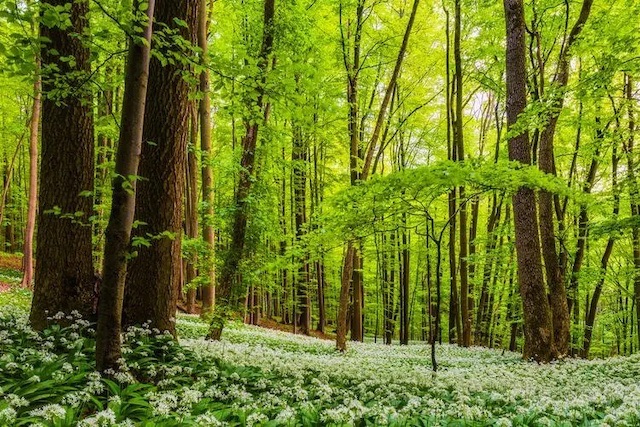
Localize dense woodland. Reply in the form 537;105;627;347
0;0;639;377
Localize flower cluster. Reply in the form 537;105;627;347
1;303;640;426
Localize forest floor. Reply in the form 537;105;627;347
1;292;639;426
1;253;639;425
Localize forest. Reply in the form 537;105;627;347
0;0;639;424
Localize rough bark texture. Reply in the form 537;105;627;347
30;0;96;330
95;0;155;372
503;0;556;362
123;0;198;334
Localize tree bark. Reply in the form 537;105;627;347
21;63;41;289
199;0;216;314
95;0;155;371
503;0;556;362
337;242;356;351
217;0;275;306
453;0;471;347
537;0;593;357
293;123;311;335
31;0;96;329
123;0;198;334
184;114;199;314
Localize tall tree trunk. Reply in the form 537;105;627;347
337;242;356;351
336;0;420;350
443;3;460;344
21;60;41;289
623;75;640;349
184;114;199;314
581;140;618;357
503;0;556;362
400;217;410;345
30;0;96;329
199;0;216;314
312;136;326;333
292;123;310;335
95;0;155;371
538;0;593;357
217;0;275;306
452;0;471;348
123;0;198;334
351;248;363;340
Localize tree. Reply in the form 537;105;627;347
30;0;96;329
199;0;216;314
123;0;199;334
537;0;593;357
336;0;420;351
21;58;40;289
217;0;276;307
503;0;555;362
95;0;155;372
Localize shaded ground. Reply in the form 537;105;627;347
0;252;23;291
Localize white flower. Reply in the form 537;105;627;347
29;404;66;421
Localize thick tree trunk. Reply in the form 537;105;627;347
30;0;96;329
123;0;198;334
503;0;556;362
95;0;155;371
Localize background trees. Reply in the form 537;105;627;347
0;0;638;361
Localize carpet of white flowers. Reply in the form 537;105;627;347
1;299;640;426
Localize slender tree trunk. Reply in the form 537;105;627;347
337;243;356;351
538;0;593;357
336;0;420;350
452;0;471;348
95;0;155;371
623;75;640;349
184;114;199;314
292;123;310;335
199;0;216;314
217;0;275;306
503;0;556;362
351;248;363;340
30;0;96;329
580;119;619;358
123;0;198;334
21;63;41;288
